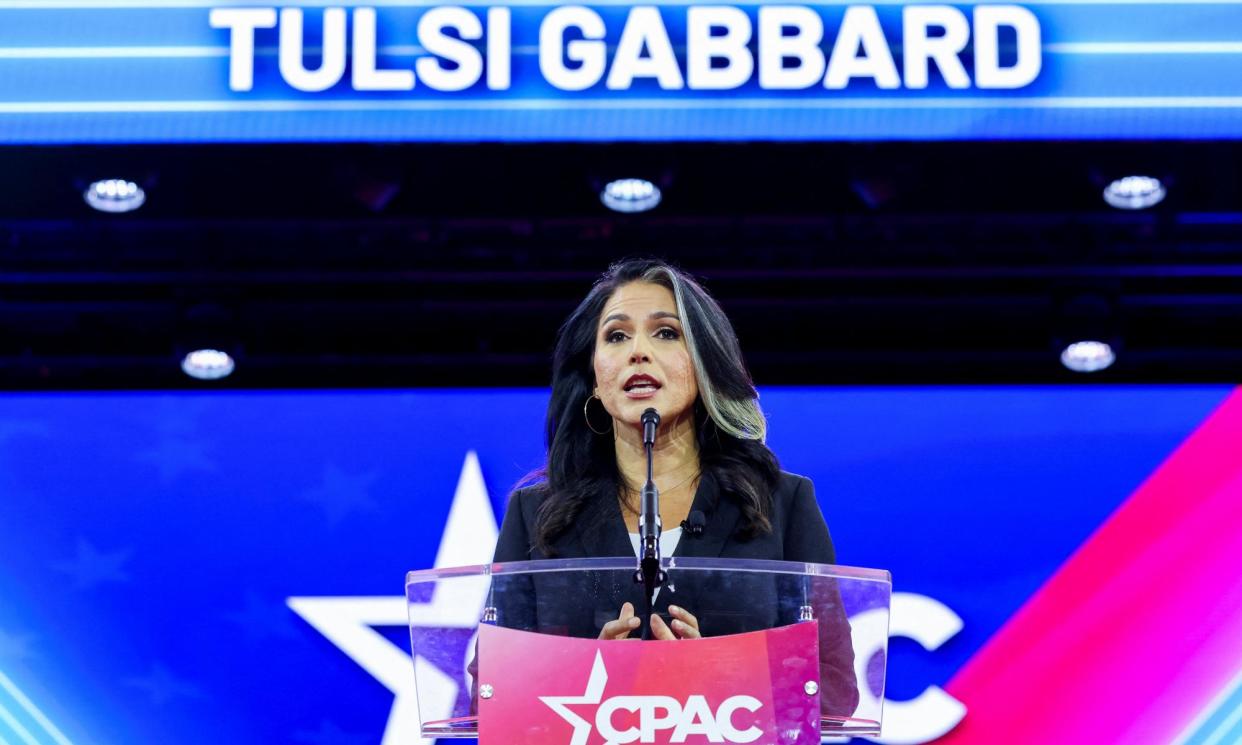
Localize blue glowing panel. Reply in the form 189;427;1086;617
0;386;1233;744
1;2;1241;142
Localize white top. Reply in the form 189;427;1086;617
628;526;683;560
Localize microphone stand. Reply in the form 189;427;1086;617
635;407;666;639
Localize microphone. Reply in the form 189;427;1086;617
681;510;706;536
635;407;665;638
641;407;660;447
638;408;661;554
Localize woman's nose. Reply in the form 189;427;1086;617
629;336;653;363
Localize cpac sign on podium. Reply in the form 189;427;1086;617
405;557;892;744
478;623;823;745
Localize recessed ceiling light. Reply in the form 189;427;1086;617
601;178;661;213
1103;175;1165;210
1060;340;1116;373
84;179;146;213
181;349;235;380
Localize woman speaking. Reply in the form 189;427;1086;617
491;258;858;715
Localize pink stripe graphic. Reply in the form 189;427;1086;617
937;387;1242;745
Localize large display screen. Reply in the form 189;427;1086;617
1;386;1240;745
2;1;1241;142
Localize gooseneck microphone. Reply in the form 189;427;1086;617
636;407;667;639
642;407;660;448
638;407;661;559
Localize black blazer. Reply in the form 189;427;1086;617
489;470;860;717
494;470;836;566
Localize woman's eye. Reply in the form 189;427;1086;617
605;330;627;343
656;327;681;340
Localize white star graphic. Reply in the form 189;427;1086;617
288;451;498;745
539;651;610;745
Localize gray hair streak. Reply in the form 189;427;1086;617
641;265;768;442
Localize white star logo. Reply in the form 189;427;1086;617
287;451;499;745
539;651;610;745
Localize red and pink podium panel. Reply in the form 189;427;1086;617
406;557;891;744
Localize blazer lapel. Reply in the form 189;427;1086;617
672;470;740;560
653;470;740;625
566;489;636;560
549;491;642;633
601;493;637;558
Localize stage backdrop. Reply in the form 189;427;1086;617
1;386;1241;745
2;1;1242;142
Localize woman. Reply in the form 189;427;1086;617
491;258;858;715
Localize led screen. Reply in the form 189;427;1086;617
2;386;1240;745
2;2;1241;142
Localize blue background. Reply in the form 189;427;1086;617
0;385;1230;744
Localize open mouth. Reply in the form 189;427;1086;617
623;374;661;394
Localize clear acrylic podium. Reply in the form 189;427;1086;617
406;557;891;741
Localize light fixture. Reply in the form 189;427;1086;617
84;179;146;213
600;178;661;213
181;349;235;380
1103;175;1165;210
1060;340;1116;373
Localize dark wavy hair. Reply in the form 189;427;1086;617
529;258;780;555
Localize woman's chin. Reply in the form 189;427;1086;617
618;395;662;419
614;399;693;430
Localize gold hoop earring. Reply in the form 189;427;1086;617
583;395;612;435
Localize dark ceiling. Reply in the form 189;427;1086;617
1;140;1240;389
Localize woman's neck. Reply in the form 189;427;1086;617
612;410;701;494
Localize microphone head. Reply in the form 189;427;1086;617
641;408;660;446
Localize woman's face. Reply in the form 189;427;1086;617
593;281;699;429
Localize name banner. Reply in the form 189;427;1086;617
1;2;1241;142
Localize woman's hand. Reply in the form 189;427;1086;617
599;601;641;640
651;605;701;640
599;602;701;640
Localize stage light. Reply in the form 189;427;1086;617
1103;176;1165;210
84;179;146;213
601;178;661;213
1060;341;1115;373
181;349;235;380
